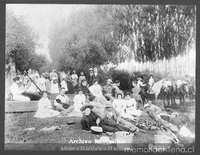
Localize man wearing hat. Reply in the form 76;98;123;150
140;101;178;133
80;104;101;131
54;87;74;115
102;101;139;133
87;68;94;86
93;67;102;85
80;104;132;132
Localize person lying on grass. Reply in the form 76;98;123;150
102;101;140;133
138;101;179;133
80;104;132;133
34;91;60;118
54;87;74;115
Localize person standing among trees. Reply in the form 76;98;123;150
78;71;86;86
93;67;102;85
50;69;59;94
44;73;51;94
87;68;94;87
38;73;46;91
71;70;78;87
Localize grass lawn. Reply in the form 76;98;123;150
5;100;195;151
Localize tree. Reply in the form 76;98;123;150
6;10;43;72
48;5;196;71
48;5;120;70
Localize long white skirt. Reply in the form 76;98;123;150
51;81;59;94
34;108;60;118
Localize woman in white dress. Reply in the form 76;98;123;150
10;77;30;101
38;73;46;91
73;89;86;112
34;91;60;118
112;93;136;120
50;70;59;94
124;92;142;117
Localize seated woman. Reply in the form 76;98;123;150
112;93;136;121
80;104;130;133
10;77;30;101
89;79;109;105
73;88;86;112
34;91;60;118
124;92;143;117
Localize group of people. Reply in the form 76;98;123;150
32;75;178;134
9;67;191;135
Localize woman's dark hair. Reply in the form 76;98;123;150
93;79;98;84
42;91;48;95
114;80;120;84
117;93;123;98
81;79;87;83
125;92;131;96
60;87;66;91
13;76;20;82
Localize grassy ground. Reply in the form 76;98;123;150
5;100;195;151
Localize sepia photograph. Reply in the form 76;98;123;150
5;4;196;152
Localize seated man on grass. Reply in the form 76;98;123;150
54;87;74;115
80;104;131;133
139;101;179;133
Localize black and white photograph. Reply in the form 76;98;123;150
5;3;196;152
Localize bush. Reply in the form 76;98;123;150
105;68;165;91
110;69;132;90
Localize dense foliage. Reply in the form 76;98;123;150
48;5;196;71
6;11;47;72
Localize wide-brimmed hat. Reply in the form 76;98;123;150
143;103;150;109
80;104;94;111
104;101;113;108
106;79;113;83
